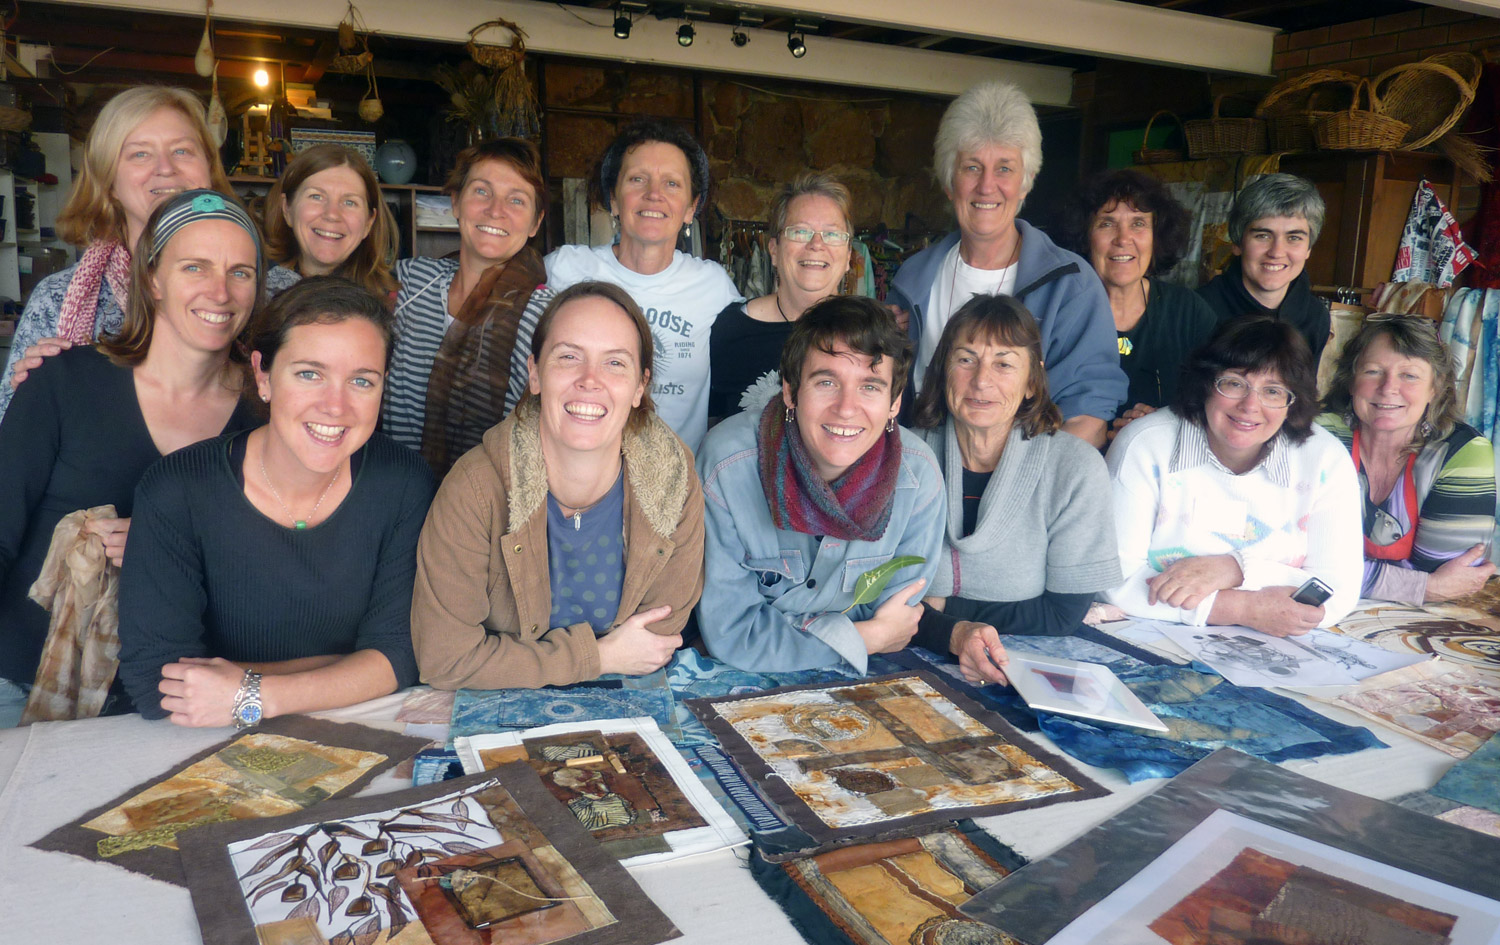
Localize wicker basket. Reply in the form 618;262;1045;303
1375;55;1479;151
1185;95;1267;159
468;18;527;71
1257;69;1360;152
0;106;31;132
1134;110;1185;164
1315;79;1409;151
326;51;373;75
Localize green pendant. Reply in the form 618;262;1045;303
294;520;308;530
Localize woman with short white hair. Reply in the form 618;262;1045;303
890;80;1124;447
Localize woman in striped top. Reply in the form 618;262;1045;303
1320;315;1496;604
384;138;554;476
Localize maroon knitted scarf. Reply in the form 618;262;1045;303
756;396;901;541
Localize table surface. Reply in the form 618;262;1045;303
0;662;1460;945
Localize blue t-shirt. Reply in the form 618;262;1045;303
546;472;626;636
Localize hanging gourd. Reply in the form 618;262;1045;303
327;2;374;76
194;0;215;78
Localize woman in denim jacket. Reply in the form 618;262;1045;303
695;296;944;674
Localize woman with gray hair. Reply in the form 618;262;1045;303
890;80;1124;447
708;172;853;421
1319;315;1495;603
1198;172;1331;360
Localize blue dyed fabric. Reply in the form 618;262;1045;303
685;743;787;834
1433;732;1500;814
1038;665;1387;782
448;668;678;742
411;748;464;786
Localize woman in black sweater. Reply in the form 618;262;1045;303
0;190;263;726
117;277;435;727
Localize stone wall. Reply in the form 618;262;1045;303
539;57;951;233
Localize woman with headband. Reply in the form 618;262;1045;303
0;189;263;726
118;277;434;727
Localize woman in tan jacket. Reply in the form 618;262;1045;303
410;281;705;688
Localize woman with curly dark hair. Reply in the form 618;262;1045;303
1103;316;1362;636
1065;169;1218;436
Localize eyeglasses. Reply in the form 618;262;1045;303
1214;375;1295;408
780;225;852;246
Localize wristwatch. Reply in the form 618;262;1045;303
231;670;263;729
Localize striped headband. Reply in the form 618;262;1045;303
145;189;263;267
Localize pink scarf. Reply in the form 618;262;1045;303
56;241;131;343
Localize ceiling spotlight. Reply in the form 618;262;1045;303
614;13;631;39
614;1;647;40
253;67;270;88
731;29;748;47
787;31;806;58
677;22;695;47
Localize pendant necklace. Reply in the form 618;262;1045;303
261;453;342;530
554;461;622;530
774;292;793;322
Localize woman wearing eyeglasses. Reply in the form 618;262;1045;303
1103;316;1362;635
708;173;852;423
1320;316;1495;604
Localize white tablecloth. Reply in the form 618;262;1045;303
0;686;1458;944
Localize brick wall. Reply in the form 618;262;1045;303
1272;7;1500;79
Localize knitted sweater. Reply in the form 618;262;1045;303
1102;408;1363;626
116;431;435;718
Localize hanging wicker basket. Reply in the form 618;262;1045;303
468;18;527;71
1257;68;1360;152
327;50;374;75
1374;55;1479;151
1314;78;1409;151
1184;94;1267;159
1134;110;1185;164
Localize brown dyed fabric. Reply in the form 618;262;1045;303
420;246;547;477
22;504;120;724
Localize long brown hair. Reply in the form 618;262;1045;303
1323;314;1463;449
264;145;398;301
910;294;1061;437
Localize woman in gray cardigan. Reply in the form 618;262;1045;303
911;294;1123;685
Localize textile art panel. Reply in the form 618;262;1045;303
751;825;1025;945
665;648;859;746
1321;660;1500;758
686;742;787;834
1149;847;1458;945
398;689;458;724
449;673;679;743
453;718;746;866
1433;732;1500;814
179;765;680;945
688;672;1106;847
32;715;425;885
1334;590;1500;674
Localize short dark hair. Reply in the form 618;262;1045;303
911;294;1062;437
594;118;710;216
1324;314;1463;447
252;275;394;372
780;296;911;404
1175;315;1319;444
525;281;657;433
1062;169;1193;274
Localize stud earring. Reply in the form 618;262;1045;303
260;393;270;403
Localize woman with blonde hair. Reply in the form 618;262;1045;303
1;86;232;420
262;144;398;303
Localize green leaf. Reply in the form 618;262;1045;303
843;556;925;613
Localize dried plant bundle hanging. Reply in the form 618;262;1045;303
432;17;539;140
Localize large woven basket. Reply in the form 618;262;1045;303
1315;79;1409;151
1375;54;1479;151
468;18;527;71
1185;94;1267;159
1134;110;1185;164
1257;69;1360;152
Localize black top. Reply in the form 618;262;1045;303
707;300;795;420
1197;256;1331;361
116;430;436;719
1117;279;1220;417
0;346;257;686
960;468;990;538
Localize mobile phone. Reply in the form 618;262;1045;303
1291;577;1333;607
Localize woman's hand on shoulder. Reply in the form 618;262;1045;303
596;605;680;676
1147;554;1243;608
1108;403;1157;443
1425;545;1497;603
85;516;130;568
157;656;244;727
1237;587;1322;637
9;336;70;389
950;621;1008;686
